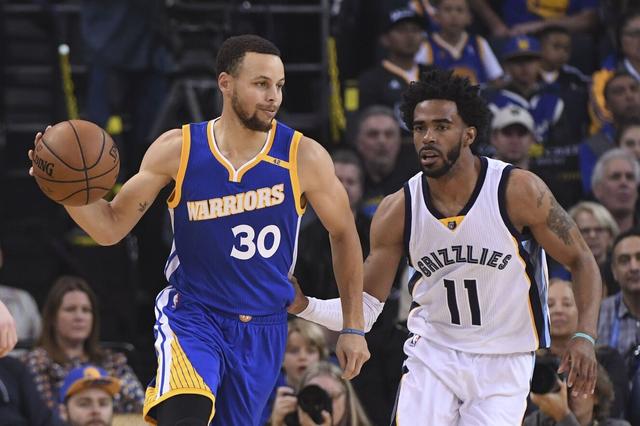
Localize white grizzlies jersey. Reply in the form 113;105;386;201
404;157;550;354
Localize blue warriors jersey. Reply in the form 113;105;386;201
421;34;488;85
165;119;304;316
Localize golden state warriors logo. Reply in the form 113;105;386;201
186;183;285;221
83;367;102;379
517;38;530;52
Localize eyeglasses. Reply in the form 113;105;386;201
578;226;609;236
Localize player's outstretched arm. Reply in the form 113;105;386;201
506;169;600;397
29;129;182;246
297;136;369;379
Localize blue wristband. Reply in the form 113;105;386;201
340;328;365;337
571;332;596;345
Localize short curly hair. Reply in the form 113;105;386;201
215;34;281;77
400;69;491;137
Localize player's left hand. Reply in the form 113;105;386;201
558;337;597;397
297;408;331;426
335;333;370;380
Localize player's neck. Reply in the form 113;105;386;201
215;114;270;159
425;154;480;213
623;291;640;318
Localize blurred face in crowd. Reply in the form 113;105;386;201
540;32;571;71
612;236;640;296
605;75;640;122
382;20;424;59
490;124;535;166
63;388;113;426
283;332;322;387
504;57;540;90
222;52;284;132
356;114;401;180
56;291;93;347
435;0;471;38
621;16;640;63
412;100;474;178
593;158;638;217
548;280;579;340
306;374;347;425
334;162;364;211
574;210;613;264
619;125;640;161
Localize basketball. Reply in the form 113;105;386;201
32;120;120;206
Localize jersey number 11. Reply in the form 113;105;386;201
443;279;481;326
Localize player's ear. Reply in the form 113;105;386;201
218;72;233;94
464;126;477;147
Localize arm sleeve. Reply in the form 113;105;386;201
296;292;384;332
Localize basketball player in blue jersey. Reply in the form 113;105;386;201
28;35;369;425
290;69;601;425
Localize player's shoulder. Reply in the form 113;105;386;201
505;168;543;199
374;189;405;223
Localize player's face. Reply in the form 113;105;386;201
619;126;640;162
490;124;535;165
283;332;321;387
56;290;93;346
228;52;284;132
548;281;578;339
612;236;640;294
384;21;424;57
334;163;363;211
574;211;612;264
356;115;401;178
504;57;540;89
621;16;640;62
306;375;346;426
412;99;473;178
64;388;113;426
605;76;640;120
593;158;638;215
436;0;471;35
540;33;571;70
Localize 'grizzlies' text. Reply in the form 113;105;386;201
416;245;512;277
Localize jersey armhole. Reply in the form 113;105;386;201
403;183;412;264
497;165;524;241
167;124;191;208
288;131;306;216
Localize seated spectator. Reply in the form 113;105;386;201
598;229;640;367
525;363;630;426
357;8;429;128
0;355;63;426
0;242;41;353
616;117;640;162
568;202;619;295
295;361;371;426
22;275;144;413
267;319;329;426
591;149;640;233
490;105;536;169
415;0;502;86
580;72;640;194
547;279;579;358
59;365;120;426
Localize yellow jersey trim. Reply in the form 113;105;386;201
438;215;465;231
236;120;277;181
509;235;539;349
289;131;306;216
143;387;216;425
167;125;191;208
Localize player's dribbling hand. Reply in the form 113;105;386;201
558;337;597;398
335;333;370;380
297;408;331;426
27;126;51;176
0;301;18;357
287;275;309;315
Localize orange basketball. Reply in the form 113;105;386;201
32;120;120;206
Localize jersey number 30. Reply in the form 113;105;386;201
230;224;281;260
444;279;481;326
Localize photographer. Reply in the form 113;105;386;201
525;364;629;426
288;362;371;426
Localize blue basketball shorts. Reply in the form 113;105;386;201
143;286;287;425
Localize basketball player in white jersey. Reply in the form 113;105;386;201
290;68;601;425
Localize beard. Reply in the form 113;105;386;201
231;91;273;132
421;139;463;178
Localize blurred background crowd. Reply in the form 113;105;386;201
2;0;640;424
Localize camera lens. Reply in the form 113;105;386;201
297;384;333;423
531;360;560;394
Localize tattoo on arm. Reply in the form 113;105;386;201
536;183;545;208
546;196;574;246
138;201;148;213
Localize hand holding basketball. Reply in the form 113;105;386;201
28;120;120;206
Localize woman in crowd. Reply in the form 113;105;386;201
22;275;144;413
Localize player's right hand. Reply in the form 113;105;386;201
0;301;18;357
335;333;369;380
287;275;309;315
28;126;50;176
